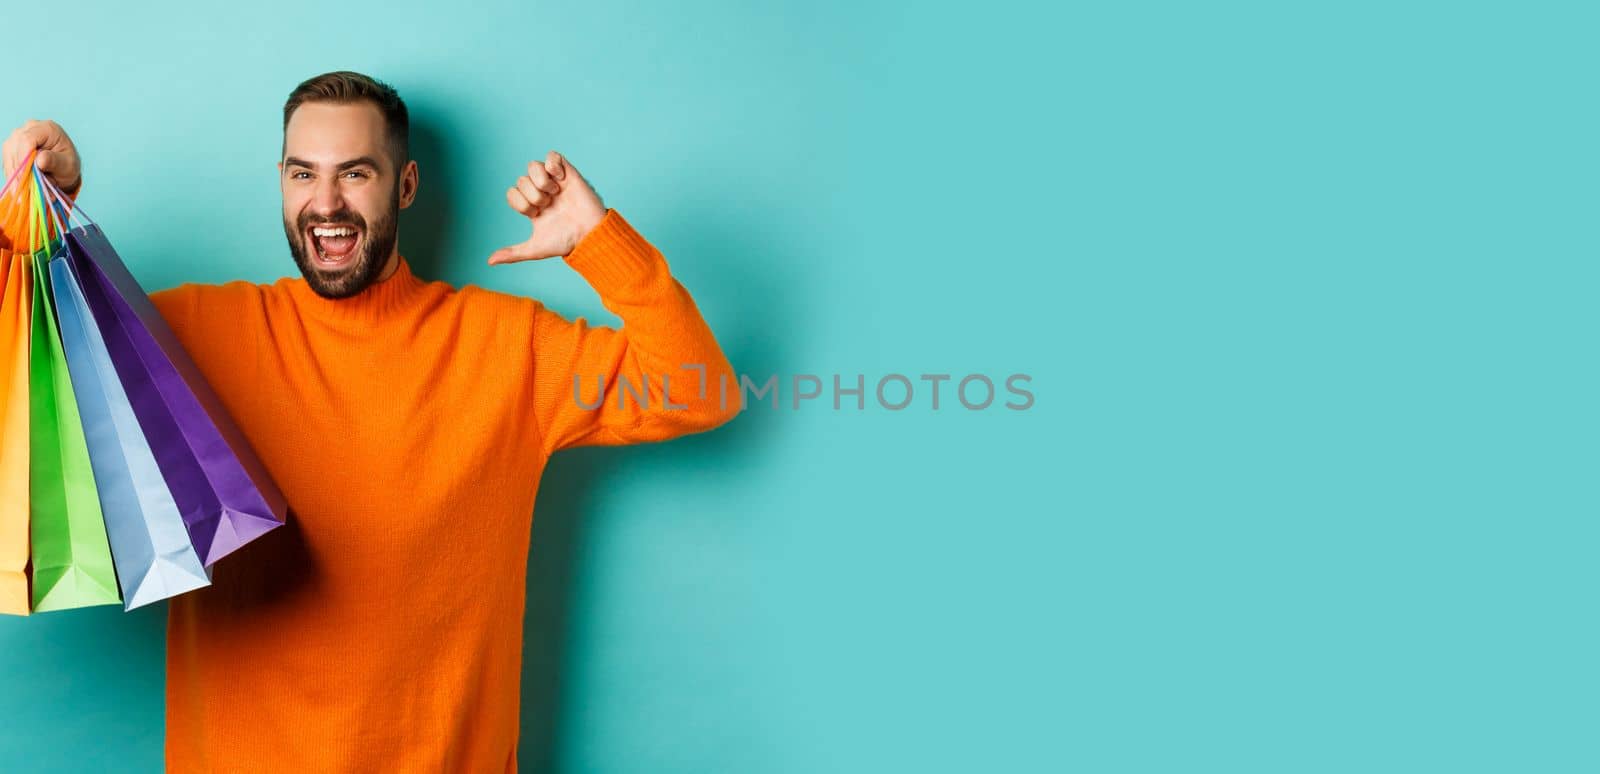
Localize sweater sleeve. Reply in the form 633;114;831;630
149;284;200;336
529;208;740;456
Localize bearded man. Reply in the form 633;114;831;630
2;70;739;772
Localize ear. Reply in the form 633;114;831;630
398;159;419;209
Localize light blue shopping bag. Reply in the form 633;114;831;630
49;251;211;609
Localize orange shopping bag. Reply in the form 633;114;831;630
0;154;41;614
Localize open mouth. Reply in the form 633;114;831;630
308;224;362;269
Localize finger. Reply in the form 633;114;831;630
506;186;539;218
3;130;31;179
40;120;65;147
515;176;550;210
488;240;542;265
491;229;562;264
4;142;31;180
525;161;559;195
6;124;50;178
33;149;69;189
18;123;51;155
545;150;568;181
34;150;54;189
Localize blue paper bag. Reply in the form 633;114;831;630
49;250;211;609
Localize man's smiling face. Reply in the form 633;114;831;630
280;101;417;299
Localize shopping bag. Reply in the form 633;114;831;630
0;155;43;615
51;247;212;609
38;174;286;566
0;250;29;615
28;215;120;611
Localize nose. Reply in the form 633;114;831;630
310;175;345;218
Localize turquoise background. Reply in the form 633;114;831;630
0;0;1592;771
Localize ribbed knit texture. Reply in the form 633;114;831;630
149;208;738;772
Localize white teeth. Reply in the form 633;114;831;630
311;226;356;237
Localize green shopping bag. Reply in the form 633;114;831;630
28;244;119;612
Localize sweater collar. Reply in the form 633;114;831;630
285;254;428;322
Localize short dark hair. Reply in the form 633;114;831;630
282;70;409;167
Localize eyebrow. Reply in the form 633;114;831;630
283;156;382;171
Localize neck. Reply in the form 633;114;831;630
376;249;400;282
287;251;426;323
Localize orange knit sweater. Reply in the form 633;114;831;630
148;208;739;772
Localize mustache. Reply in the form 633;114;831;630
298;211;367;230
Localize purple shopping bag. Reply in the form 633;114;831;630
63;223;286;566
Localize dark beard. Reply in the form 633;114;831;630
284;187;400;300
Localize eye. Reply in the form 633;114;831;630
289;170;312;180
343;170;370;180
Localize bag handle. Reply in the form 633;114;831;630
36;167;74;234
0;154;58;253
0;151;89;253
28;166;66;254
25;169;48;253
34;165;91;232
0;148;38;201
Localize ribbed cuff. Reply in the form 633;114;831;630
562;209;665;293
